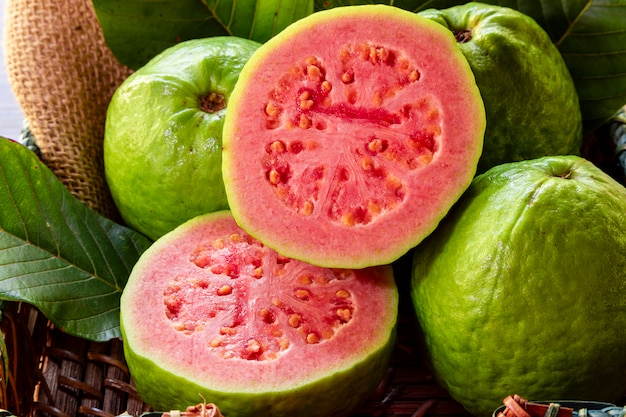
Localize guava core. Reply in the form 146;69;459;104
221;5;486;269
104;37;260;240
420;2;583;173
120;211;398;416
411;155;626;417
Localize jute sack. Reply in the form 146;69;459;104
4;0;132;220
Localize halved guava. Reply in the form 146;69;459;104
221;5;486;269
120;210;398;416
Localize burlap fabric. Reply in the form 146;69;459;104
3;0;132;220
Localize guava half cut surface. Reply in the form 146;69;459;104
120;210;398;417
222;5;486;269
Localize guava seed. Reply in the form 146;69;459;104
306;332;320;344
337;308;352;322
217;285;232;296
336;289;350;299
259;308;274;323
288;314;302;328
295;289;311;300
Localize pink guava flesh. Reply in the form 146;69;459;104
162;234;360;361
121;211;398;412
222;5;486;269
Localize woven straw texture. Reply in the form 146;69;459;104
3;0;132;220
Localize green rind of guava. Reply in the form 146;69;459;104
104;37;260;241
411;155;626;417
121;322;396;417
419;3;583;174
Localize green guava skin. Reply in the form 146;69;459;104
419;3;583;173
410;155;626;417
120;210;399;416
122;326;395;416
104;37;260;240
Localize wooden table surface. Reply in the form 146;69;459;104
0;0;26;141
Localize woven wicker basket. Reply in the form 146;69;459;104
1;302;146;417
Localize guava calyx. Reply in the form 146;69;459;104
199;92;226;113
454;30;472;43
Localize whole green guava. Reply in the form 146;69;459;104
420;3;583;173
411;155;626;417
104;37;260;240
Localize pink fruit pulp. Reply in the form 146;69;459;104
121;211;398;392
222;5;486;269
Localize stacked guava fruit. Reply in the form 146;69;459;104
103;3;626;417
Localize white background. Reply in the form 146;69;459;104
0;0;26;141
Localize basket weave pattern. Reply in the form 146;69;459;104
1;303;147;417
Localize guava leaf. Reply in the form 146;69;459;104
549;0;626;133
315;0;626;133
92;0;228;70
0;138;152;342
92;0;314;70
202;0;314;43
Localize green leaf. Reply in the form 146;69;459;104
93;0;226;70
92;0;314;70
315;0;626;133
0;138;152;342
202;0;314;41
553;0;626;132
